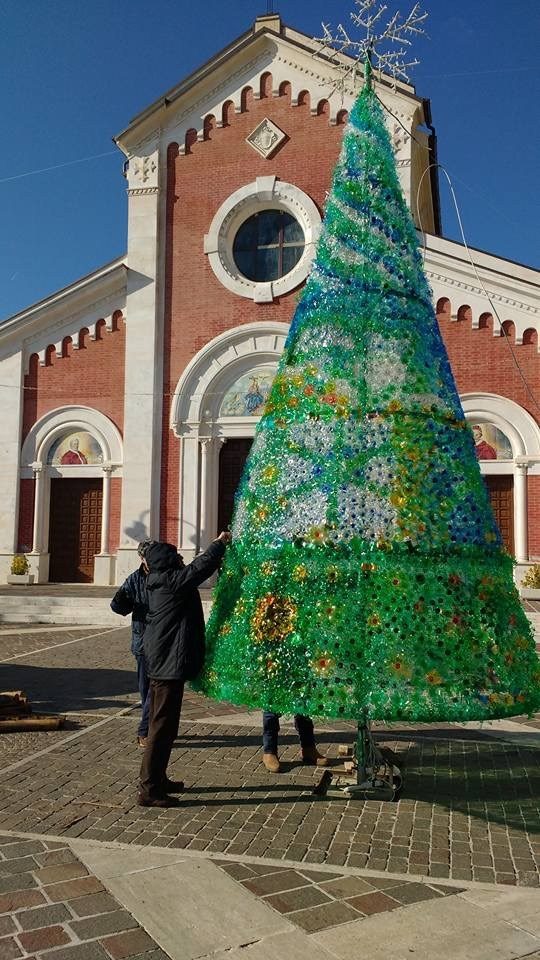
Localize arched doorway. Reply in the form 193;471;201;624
20;407;123;584
49;477;103;583
483;475;514;555
218;439;253;533
462;393;540;564
170;322;289;561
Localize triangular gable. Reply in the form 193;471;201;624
115;15;425;153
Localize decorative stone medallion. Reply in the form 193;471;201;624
246;118;287;159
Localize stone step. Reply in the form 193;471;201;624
0;595;213;626
0;596;121;626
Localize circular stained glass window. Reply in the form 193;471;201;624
233;210;305;282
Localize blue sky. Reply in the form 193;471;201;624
1;0;539;321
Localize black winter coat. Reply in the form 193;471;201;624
143;540;226;681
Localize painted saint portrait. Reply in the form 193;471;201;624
472;423;513;461
48;431;103;466
220;368;276;417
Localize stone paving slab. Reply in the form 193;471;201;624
313;888;540;960
64;841;540;960
0;836;168;960
72;843;472;958
213;858;462;932
210;929;338;959
75;847;293;960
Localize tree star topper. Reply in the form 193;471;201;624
315;1;428;93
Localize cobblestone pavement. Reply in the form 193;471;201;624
0;629;113;665
0;835;168;960
0;627;139;716
0;625;539;892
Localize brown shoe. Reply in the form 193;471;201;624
302;748;329;767
262;753;281;773
137;736;148;748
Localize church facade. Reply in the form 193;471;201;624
1;13;540;586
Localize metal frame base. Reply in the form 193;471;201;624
312;719;404;801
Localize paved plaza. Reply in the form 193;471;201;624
1;622;540;960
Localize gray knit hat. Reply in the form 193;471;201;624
137;539;156;559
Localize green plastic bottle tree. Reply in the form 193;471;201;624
195;12;540;724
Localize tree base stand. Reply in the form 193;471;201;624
313;721;403;801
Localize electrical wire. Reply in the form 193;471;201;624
415;161;540;419
0;151;118;185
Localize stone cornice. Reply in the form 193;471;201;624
0;260;127;354
425;271;540;316
22;291;126;360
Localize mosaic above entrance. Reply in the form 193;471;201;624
47;430;103;465
220;367;277;417
472;423;513;461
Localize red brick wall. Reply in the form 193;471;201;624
161;83;347;540
438;306;540;558
22;316;126;442
528;476;540;557
109;477;122;554
437;308;540;425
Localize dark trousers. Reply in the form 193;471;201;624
139;679;184;799
262;711;315;754
135;654;151;738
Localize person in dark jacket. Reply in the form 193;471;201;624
110;540;156;746
138;532;231;807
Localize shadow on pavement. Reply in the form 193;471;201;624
0;662;139;713
174;728;540;835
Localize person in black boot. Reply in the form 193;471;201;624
138;533;231;807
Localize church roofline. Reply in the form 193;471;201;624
114;14;420;148
424;232;540;290
0;257;127;345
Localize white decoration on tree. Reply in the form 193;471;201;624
364;334;408;390
314;1;427;92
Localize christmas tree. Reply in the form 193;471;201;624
195;66;540;724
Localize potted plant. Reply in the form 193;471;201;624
7;553;34;585
519;563;540;600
